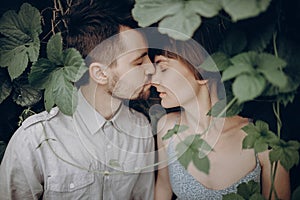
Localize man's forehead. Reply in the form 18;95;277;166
119;28;148;50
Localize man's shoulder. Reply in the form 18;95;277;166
21;107;60;129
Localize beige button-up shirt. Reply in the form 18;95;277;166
0;91;155;200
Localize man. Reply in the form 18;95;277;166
0;0;155;199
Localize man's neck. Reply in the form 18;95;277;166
81;85;122;120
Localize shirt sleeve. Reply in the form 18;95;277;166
132;134;155;200
0;127;44;200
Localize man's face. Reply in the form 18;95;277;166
106;28;155;100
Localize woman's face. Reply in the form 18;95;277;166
152;55;201;108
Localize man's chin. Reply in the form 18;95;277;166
139;84;151;100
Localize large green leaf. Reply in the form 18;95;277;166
256;53;288;88
200;52;231;72
221;0;271;21
12;84;42;107
62;48;88;82
132;0;182;27
237;180;260;199
242;120;278;153
0;3;41;80
133;0;221;40
176;135;212;173
269;140;300;171
186;0;221;18
52;71;78;115
222;63;253;81
233;74;266;103
158;8;201;40
0;69;12;104
28;33;86;115
47;33;63;65
29;58;57;89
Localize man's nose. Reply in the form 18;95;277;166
151;68;160;85
144;56;155;76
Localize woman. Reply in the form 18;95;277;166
151;37;290;200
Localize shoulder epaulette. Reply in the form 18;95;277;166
22;107;59;129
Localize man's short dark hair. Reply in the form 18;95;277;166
64;0;138;58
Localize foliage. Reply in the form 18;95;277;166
0;4;87;116
28;33;87;115
132;0;300;199
223;181;265;200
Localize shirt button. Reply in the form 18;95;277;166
69;183;75;189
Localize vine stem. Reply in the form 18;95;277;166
268;32;281;200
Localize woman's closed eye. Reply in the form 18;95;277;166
156;61;169;72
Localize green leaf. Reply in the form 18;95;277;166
158;8;201;40
132;0;182;27
192;153;209;174
162;124;188;140
0;3;41;80
176;142;193;169
200;52;231;72
233;74;266;103
222;63;253;81
237;180;260;199
29;58;57;89
0;69;12;103
256;53;288;88
186;0;221;18
269;139;300;171
44;85;55;113
176;135;212;174
222;193;244;200
12;84;42;107
219;29;247;56
242;120;278;153
47;33;63;64
52;70;78;115
62;48;88;82
221;0;271;21
18;3;42;35
230;51;257;67
7;51;28;80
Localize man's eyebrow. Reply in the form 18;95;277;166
131;52;148;63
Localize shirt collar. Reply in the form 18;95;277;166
76;89;133;135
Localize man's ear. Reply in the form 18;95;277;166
89;62;108;85
197;79;208;85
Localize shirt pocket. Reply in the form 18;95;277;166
44;172;94;200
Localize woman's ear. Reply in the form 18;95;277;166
89;62;108;85
197;79;208;85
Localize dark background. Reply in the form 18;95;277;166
0;0;299;195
